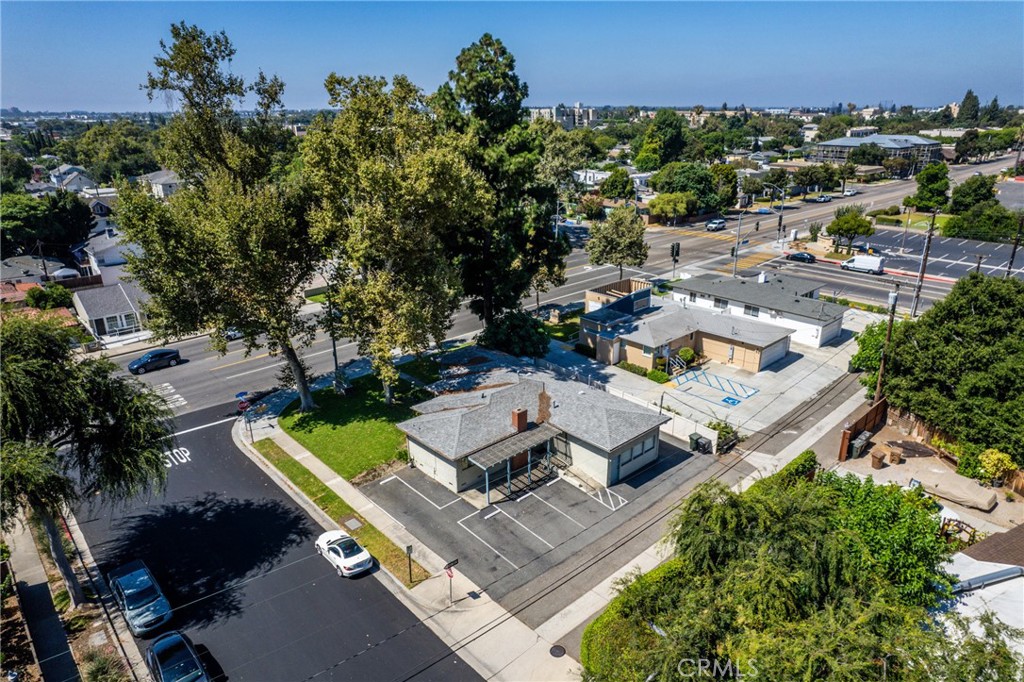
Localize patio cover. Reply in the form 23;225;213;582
468;422;561;470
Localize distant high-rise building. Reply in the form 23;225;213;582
528;103;601;130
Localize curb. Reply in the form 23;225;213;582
85;332;212;360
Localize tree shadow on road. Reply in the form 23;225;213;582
101;492;312;630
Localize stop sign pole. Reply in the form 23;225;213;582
444;559;459;604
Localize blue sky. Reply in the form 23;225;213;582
2;2;1022;111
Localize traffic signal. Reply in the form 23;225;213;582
755;221;760;232
730;246;736;257
670;242;680;259
777;214;783;229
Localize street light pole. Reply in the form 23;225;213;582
1006;213;1023;279
732;212;744;277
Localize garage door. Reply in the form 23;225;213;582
758;338;789;369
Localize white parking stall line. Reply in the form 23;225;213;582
457;515;518;570
484;509;501;520
589;487;628;511
528;490;587;529
497;507;554;549
380;474;460;511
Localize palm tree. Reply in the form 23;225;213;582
1;315;173;607
839;162;858;194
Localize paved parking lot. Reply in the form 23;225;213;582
362;438;730;613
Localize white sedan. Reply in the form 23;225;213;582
315;531;373;577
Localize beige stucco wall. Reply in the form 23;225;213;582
699;335;764;372
558;434;613;487
409;439;458;491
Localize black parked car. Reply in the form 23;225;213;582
146;631;209;682
785;252;817;263
128;349;182;375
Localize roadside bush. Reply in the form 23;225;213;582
52;588;71;613
647;369;670;384
867;205;902;217
477;309;549;358
706;420;740;445
980;448;1018;483
676;347;696;366
809;222;822;241
875;215;904;226
574;342;596;359
617;362;649;378
82;647;130;682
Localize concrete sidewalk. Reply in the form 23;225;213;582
235;373;582;682
5;521;81;682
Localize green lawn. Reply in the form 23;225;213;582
278;376;422;480
252;438;429;587
544;320;580;342
883;212;952;230
306;293;327;304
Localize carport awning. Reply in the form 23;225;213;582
468;423;562;470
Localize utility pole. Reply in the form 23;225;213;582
909;209;937;317
1006;213;1023;279
731;212;744;277
874;283;900;405
974;254;983;273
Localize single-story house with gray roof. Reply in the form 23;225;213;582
72;280;148;338
669;272;847;347
580;277;794;371
397;369;670;498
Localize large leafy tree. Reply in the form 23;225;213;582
73;119;160;182
303;74;489;403
942;200;1019;241
1;315;173;607
879;273;1024;463
948;173;996;215
828;204;874;252
904;162;949;211
848;142;886;165
0;190;95;255
599;167;633;200
649;162;720;212
709;163;738;210
582;465;1020;682
432;33;568;326
119;23;320;411
1;146;33;193
586;205;648;279
647;192;696;226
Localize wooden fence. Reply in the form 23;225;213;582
837;398;888;462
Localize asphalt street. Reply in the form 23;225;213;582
76;405;480;682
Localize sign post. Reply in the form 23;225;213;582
444;559;459;605
406;545;413;585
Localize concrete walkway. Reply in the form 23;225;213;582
235;372;582;682
5;521;80;682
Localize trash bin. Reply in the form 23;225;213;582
696;437;712;454
871;451;885;470
849;431;872;458
689;433;701;451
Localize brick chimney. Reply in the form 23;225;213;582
512;408;528;433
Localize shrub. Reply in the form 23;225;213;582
574;342;596;359
617;362;649;378
876;215;904;226
809;222;822;241
980;448;1018;482
82;647;130;682
52;588;71;613
706;420;740;444
477;310;549;358
647;369;670;384
676;347;696;365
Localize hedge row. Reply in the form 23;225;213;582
618;361;649;378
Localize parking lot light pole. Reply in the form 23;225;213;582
731;212;744;277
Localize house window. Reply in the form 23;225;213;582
714;298;728;310
743;305;760;317
643;435;655;452
642;346;653;357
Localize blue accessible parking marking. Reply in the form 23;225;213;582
721;397;741;406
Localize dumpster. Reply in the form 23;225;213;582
689;433;701;451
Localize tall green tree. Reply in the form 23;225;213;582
432;34;568;326
649;162;720;212
942;200;1019;241
303;74;490;403
1;146;33;193
0;190;94;255
709;163;738;210
647;192;696;226
1;315;173;607
954;129;980;163
121;23;320;411
838;161;858;193
599;167;633;200
948;173;996;215
828;204;874;252
848;142;886;165
956;89;980;127
904;162;949;211
586;205;648;279
73;119;160;182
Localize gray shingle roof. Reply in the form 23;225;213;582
817;133;939;149
137;169;180;185
671;274;846;323
619;304;791;349
72;281;147;320
398;370;669;460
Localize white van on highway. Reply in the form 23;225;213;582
841;255;885;275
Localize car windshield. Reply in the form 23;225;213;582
124;583;160;609
330;538;362;558
161;641;203;682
